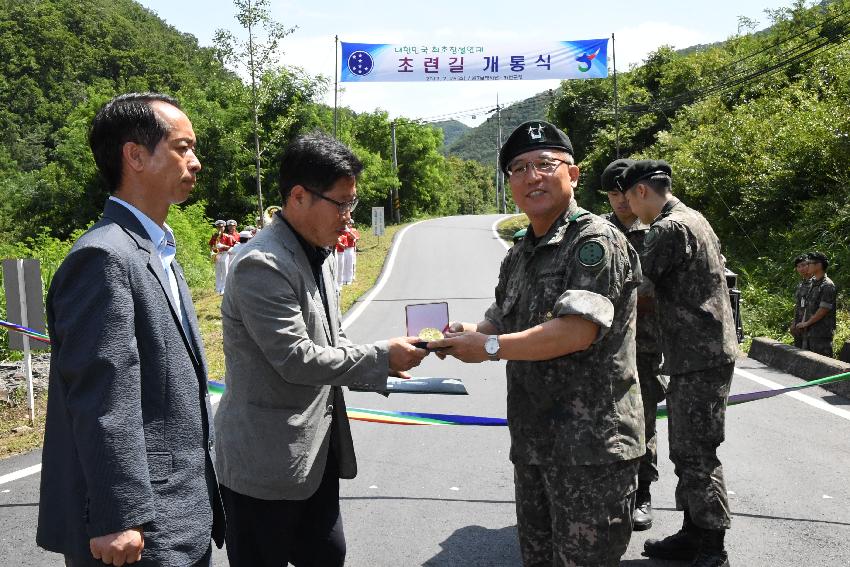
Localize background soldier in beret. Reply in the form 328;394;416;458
790;254;812;348
601;158;667;532
431;121;645;566
619;159;738;567
796;251;836;357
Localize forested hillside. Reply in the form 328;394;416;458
0;0;497;237
0;0;497;359
431;119;470;150
446;89;555;164
550;0;850;345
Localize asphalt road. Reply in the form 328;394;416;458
1;213;849;566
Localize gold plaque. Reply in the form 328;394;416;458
418;327;444;342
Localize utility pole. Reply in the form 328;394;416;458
490;95;505;213
496;93;500;213
612;32;620;159
390;120;400;223
334;35;339;139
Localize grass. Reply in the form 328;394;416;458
0;387;48;458
194;222;408;381
496;214;528;244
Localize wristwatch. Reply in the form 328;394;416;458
484;335;501;361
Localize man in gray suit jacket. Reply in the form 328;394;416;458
37;93;225;566
215;134;427;567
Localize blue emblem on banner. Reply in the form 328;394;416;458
348;51;374;76
576;48;600;73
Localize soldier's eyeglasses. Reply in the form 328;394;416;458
303;186;359;215
507;157;569;177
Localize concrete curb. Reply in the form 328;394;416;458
748;337;850;398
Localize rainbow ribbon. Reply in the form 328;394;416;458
0;319;51;344
209;371;850;426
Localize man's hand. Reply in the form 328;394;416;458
90;527;144;566
428;331;490;363
387;337;428;373
430;322;478;360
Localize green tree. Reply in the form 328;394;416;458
213;0;296;226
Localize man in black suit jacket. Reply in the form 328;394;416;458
36;93;225;566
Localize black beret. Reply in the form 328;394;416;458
499;120;573;174
620;159;672;191
601;158;635;192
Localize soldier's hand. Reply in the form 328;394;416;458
90;527;144;565
387;337;428;372
428;331;489;363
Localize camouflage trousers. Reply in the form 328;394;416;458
513;458;639;567
803;336;834;358
667;363;734;530
637;352;666;485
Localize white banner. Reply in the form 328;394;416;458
340;39;609;83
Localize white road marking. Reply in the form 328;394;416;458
491;215;518;251
0;464;41;486
734;368;850;422
342;219;427;331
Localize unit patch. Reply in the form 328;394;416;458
577;240;606;267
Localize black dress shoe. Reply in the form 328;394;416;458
632;498;653;531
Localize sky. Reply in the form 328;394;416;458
137;0;796;126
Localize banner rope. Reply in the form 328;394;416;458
209;370;850;426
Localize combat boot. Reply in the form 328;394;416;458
691;528;730;567
643;509;700;560
632;483;653;531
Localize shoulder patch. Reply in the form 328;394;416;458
644;227;660;246
577;240;606;267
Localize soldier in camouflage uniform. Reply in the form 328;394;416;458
619;160;739;567
790;254;812;348
601;158;667;532
430;121;645;567
796;251;836;357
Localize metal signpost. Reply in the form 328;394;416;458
2;259;46;425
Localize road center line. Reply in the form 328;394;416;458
734;367;850;421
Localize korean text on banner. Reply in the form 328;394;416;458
340;39;609;83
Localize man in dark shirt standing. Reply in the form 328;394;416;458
796;251;836;357
620;160;738;567
601;158;667;532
